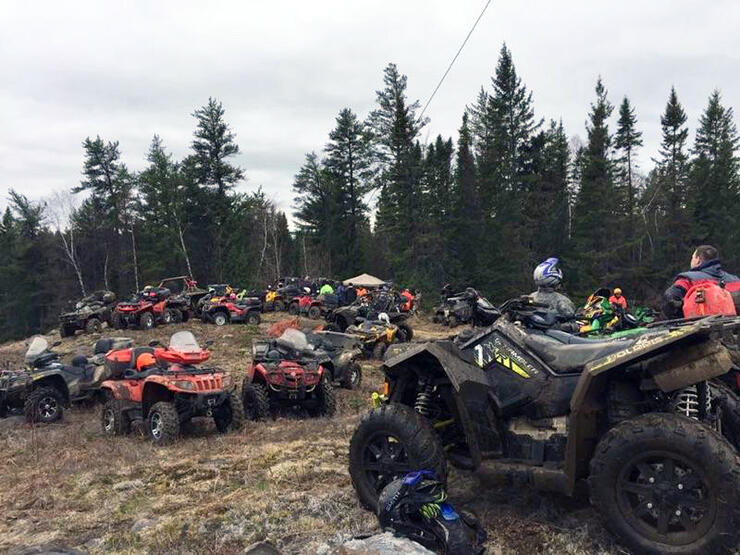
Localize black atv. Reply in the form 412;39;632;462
0;336;133;423
432;287;498;327
326;300;414;342
305;330;364;389
349;296;740;554
59;290;117;337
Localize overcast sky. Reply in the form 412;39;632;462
2;0;739;220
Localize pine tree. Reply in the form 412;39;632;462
570;77;616;291
614;97;643;230
324;108;374;276
453;112;479;286
689;90;740;265
368;63;426;280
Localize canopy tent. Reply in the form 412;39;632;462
342;273;386;287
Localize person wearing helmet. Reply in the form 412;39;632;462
136;352;158;373
530;257;575;319
609;287;628;309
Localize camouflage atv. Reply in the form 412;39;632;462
0;336;133;423
59;290;116;337
350;297;740;554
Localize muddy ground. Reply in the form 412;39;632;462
0;313;624;554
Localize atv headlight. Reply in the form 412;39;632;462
172;380;195;391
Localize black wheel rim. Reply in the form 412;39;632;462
103;408;115;432
361;431;413;495
616;450;716;545
39;396;58;420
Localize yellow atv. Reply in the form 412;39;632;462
345;316;400;359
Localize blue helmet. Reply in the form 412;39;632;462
534;257;563;288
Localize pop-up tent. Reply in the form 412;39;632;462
342;273;386;287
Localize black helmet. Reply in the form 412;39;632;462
377;471;486;554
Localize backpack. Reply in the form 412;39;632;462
683;280;737;318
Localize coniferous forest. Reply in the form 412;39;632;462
2;44;739;342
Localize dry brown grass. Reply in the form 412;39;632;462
0;313;622;554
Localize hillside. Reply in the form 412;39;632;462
0;314;620;554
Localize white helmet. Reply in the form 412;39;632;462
378;312;390;324
533;257;563;288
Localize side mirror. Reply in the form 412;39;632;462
52;340;62;347
204;340;214;347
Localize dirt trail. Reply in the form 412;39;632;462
0;313;619;554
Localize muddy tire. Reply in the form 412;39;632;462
147;401;180;445
246;311;261;325
163;308;176;325
241;381;271;420
101;399;130;436
139;312;155;330
372;342;388;360
85;317;102;334
111;312;125;330
275;300;285;312
214;391;246;433
288;302;299;316
349;403;447;511
588;413;740;555
447;315;458;327
313;376;336;417
308;306;321;320
342;363;362;390
59;324;74;338
324;323;340;332
212;311;229;326
24;387;64;424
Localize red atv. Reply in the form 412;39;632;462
100;331;244;444
242;329;336;419
201;296;262;326
288;293;340;320
112;287;169;330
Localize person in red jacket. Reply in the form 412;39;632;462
609;287;628;310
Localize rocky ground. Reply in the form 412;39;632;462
0;313;623;554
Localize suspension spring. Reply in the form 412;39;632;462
414;383;436;418
672;385;711;420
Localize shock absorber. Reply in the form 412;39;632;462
414;382;436;418
671;385;712;420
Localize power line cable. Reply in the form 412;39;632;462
417;0;493;123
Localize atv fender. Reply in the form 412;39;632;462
384;342;489;469
246;364;268;384
32;374;71;405
565;319;734;494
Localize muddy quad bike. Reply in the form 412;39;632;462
157;275;208;313
288;294;339;320
59;290;117;338
242;328;336;419
100;331;243;445
0;336;133;423
433;287;498;328
112;287;172;330
327;302;414;341
272;283;301;312
305;330;364;389
349;296;740;555
345;318;403;360
162;293;193;324
575;288;655;338
202;296;262;326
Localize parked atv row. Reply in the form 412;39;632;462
349;296;740;555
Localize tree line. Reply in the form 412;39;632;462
1;43;738;341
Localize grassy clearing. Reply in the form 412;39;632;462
0;314;621;554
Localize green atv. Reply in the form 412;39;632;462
0;336;132;423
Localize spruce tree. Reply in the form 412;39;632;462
614;97;643;229
689;90;740;265
570;77;616;290
324;108;374;275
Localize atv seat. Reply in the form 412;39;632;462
524;332;637;374
543;329;615;345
